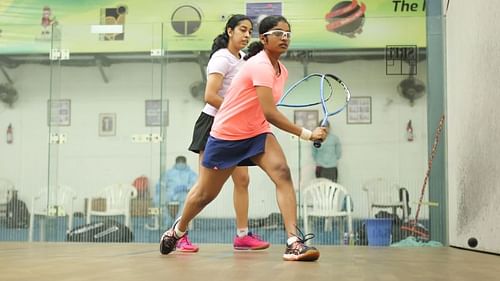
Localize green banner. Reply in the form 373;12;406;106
0;0;426;54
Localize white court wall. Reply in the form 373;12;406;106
0;58;429;219
446;0;500;253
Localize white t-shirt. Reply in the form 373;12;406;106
202;48;246;116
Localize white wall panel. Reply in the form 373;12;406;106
446;0;500;253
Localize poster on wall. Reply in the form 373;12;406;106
0;0;426;53
346;96;371;124
99;5;128;41
294;110;318;131
98;113;116;136
145;99;168;127
246;2;283;38
47;99;71;126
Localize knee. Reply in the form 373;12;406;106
232;173;250;189
191;190;215;207
273;163;292;182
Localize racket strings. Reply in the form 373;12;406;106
277;72;351;131
319;74;351;121
278;73;334;108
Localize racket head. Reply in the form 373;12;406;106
277;73;334;108
315;73;351;147
318;73;351;124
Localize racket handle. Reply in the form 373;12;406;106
314;119;328;148
313;140;322;148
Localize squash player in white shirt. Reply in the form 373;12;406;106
179;14;270;252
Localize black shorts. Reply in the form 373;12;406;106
188;112;214;154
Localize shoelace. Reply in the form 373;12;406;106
247;232;265;241
180;235;193;245
289;225;315;245
163;231;179;249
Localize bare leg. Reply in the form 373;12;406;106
231;167;250;230
251;134;297;237
176;165;234;232
195;151;250;230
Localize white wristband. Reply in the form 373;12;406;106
299;128;312;141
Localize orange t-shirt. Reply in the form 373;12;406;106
211;51;288;140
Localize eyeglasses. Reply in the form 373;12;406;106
262;30;291;40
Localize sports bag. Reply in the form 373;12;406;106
66;220;134;242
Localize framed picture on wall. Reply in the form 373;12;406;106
47;99;71;126
347;96;372;124
145;99;169;127
98;113;116;136
246;2;283;38
294;110;319;131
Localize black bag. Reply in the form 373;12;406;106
357;211;405;245
248;212;283;229
399;187;411;217
375;210;405;242
4;191;30;229
357;222;368;245
66;220;134;242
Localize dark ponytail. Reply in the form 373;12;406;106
210;33;229;58
244;41;263;60
209;14;252;59
243;15;290;61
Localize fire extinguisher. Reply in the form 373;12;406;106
406;120;414;142
6;123;13;144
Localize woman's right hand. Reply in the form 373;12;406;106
311;127;327;142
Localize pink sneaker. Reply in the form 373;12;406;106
176;234;199;252
233;232;270;250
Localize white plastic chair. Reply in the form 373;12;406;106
86;183;137;227
362;177;409;220
29;185;77;242
302;178;353;243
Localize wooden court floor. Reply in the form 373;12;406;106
1;242;499;281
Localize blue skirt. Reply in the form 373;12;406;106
202;133;268;170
